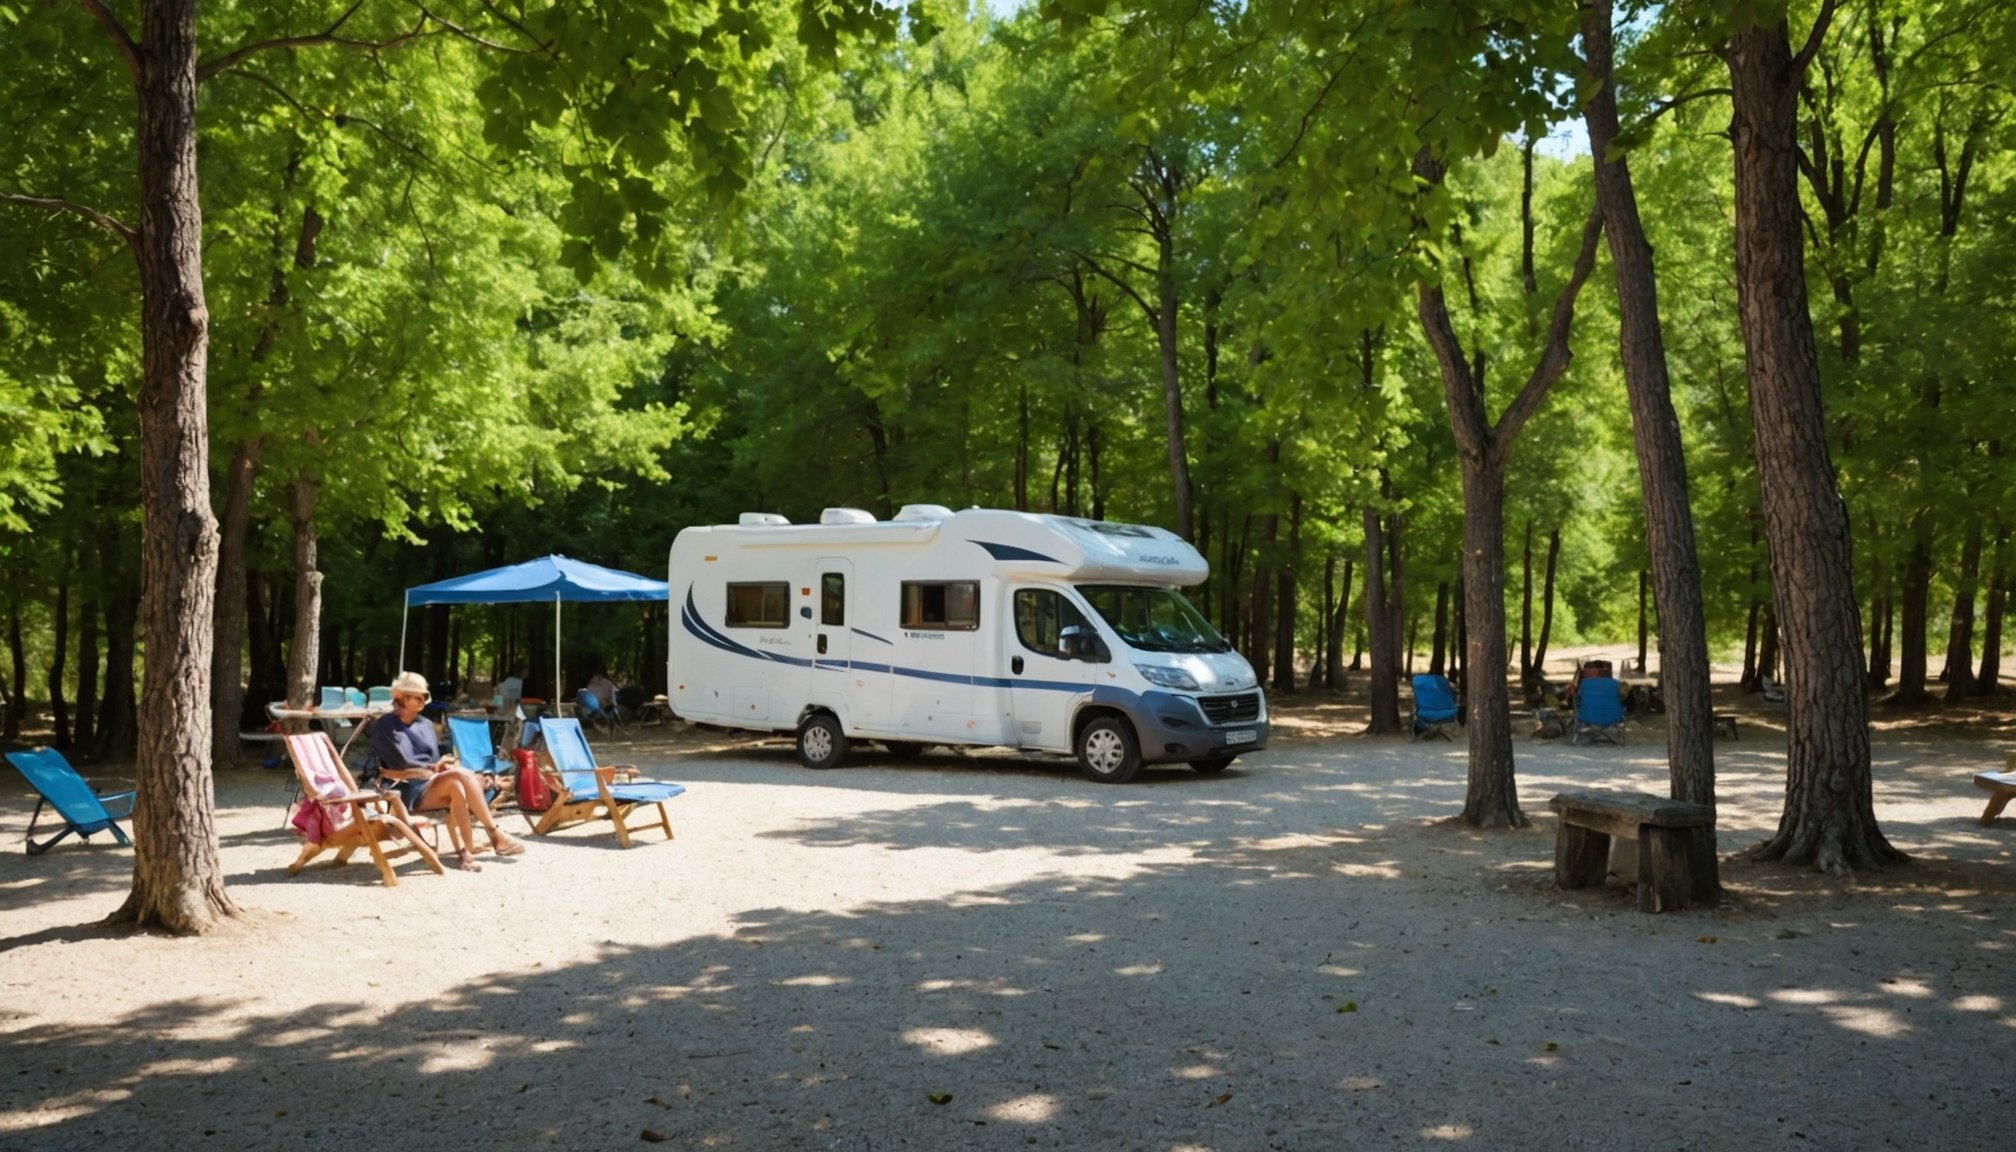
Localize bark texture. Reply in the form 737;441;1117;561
1727;15;1903;873
109;0;238;933
1583;0;1718;809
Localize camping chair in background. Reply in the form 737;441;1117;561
1573;677;1627;745
343;687;367;708
1410;674;1460;741
318;686;345;710
283;732;443;886
367;686;392;706
4;748;134;855
575;689;618;733
532;717;684;847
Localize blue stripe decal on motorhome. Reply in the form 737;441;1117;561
851;627;895;645
974;540;1062;564
682;586;1087;692
681;588;814;668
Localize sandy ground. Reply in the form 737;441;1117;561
2;685;2013;1151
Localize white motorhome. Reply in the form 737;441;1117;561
666;505;1267;783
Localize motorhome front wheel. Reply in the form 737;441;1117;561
796;713;848;770
1075;716;1142;784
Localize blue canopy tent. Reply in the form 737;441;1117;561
399;555;669;704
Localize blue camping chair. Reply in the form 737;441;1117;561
1573;677;1627;745
531;717;684;848
367;686;393;706
1410;674;1460;741
574;689;618;733
5;747;135;855
446;715;510;776
343;687;367;709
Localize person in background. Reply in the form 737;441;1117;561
494;669;525;713
372;671;526;871
585;670;618;711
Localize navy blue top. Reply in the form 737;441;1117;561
370;713;442;778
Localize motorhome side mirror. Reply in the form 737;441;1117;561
1059;627;1108;663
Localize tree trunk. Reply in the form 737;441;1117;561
1533;531;1559;683
95;567;140;761
285;469;322;718
1981;530;2008;692
1250;516;1273;688
108;0;238;933
1757;603;1781;686
1328;557;1352;690
1636;569;1650;673
1429;580;1450;675
1362;506;1401;734
76;579;100;751
1893;516;1933;703
1585;0;1717;810
1452;569;1466;689
1154;235;1194;540
1386;505;1407;680
1413;147;1603;828
1274;493;1301;691
210;437;259;765
49;551;72;748
1454;455;1522;827
1728;14;1903;872
1519;520;1535;691
1942;517;1982;699
4;595;23;740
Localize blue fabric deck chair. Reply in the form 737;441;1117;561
342;687;367;708
1410;674;1460;741
5;747;135;855
532;717;683;848
442;714;511;819
367;686;393;706
318;686;345;710
1573;677;1627;745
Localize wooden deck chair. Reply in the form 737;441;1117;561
283;732;443;886
4;747;134;855
1976;753;2016;826
531;717;684;848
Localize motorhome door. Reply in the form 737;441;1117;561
811;558;890;729
1006;586;1094;752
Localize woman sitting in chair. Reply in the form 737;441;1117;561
372;672;526;871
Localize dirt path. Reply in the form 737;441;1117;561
2;696;2010;1149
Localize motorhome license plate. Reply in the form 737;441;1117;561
1224;729;1256;745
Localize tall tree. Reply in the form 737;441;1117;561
1580;0;1716;811
1724;1;1903;872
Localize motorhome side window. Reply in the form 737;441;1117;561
821;573;845;626
901;581;979;630
725;581;790;628
1014;588;1090;654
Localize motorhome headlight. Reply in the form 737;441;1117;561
1135;663;1200;690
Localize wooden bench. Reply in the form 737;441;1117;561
1711;713;1739;740
1549;790;1719;913
1976;752;2016;826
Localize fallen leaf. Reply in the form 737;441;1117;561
928;1093;953;1105
1336;1002;1358;1014
1207;1093;1233;1108
1697;935;1718;944
646;1095;673;1108
1544;1042;1559;1052
1042;1041;1061;1050
640;1130;667;1143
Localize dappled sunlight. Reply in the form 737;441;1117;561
1696;991;1762;1009
900;1026;998;1056
1952;995;2002;1012
981;1092;1062;1122
1818;1005;1912;1038
1170;1063;1222;1080
1422;1122;1475;1139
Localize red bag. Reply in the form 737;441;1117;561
513;748;551;813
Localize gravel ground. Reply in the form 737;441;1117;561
2;700;2011;1151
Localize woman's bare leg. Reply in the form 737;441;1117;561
437;767;525;855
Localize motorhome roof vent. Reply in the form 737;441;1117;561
738;512;791;527
819;507;877;525
893;503;954;521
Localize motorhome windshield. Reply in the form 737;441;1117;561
1078;585;1230;654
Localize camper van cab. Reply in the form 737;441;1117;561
667;505;1267;783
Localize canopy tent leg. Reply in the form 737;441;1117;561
555;592;563;712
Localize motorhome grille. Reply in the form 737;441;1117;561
1200;693;1260;724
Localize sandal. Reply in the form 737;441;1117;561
492;838;527;857
455;851;483;872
